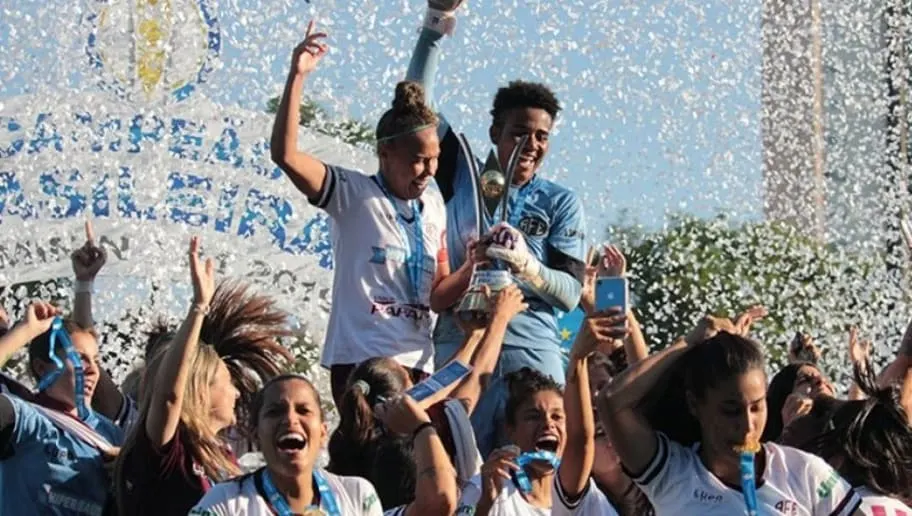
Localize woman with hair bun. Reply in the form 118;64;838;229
271;20;476;408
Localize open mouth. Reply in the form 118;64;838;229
276;432;308;454
535;435;559;453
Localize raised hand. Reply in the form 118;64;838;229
491;284;528;322
71;220;107;281
733;305;767;336
601;244;627;277
847;327;872;365
188;237;215;307
291;21;328;76
781;393;813;429
429;0;466;11
580;246;599;314
23;302;61;337
374;394;430;436
574;308;628;360
479;445;520;506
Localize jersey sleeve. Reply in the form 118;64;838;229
455;475;483;514
382;506;407;516
626;432;689;508
552;476;619;516
804;453;862;516
546;189;587;275
310;165;372;221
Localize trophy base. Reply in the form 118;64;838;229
456;269;513;314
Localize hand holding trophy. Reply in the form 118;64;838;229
457;136;530;314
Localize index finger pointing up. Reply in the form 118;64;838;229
85;220;96;245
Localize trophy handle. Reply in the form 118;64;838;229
456;133;483;240
500;134;529;223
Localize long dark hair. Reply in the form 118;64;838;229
644;332;767;446
763;362;816;442
804;362;912;500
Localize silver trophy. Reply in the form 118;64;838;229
456;136;529;314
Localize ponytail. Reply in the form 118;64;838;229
327;358;410;478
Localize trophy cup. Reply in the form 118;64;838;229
456;136;529;314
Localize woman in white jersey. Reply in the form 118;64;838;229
190;373;384;515
599;331;865;516
784;362;912;515
271;21;476;408
457;310;627;516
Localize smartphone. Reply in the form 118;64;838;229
407;360;472;402
595;277;628;313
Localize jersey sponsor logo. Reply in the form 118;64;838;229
370;298;431;322
518;215;549;237
817;470;840;498
775;499;799;515
42;484;104;516
692;488;723;504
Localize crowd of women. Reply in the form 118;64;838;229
1;0;912;514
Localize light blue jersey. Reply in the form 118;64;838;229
0;395;123;516
434;160;587;360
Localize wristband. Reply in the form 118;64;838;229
411;421;435;440
191;303;210;316
423;8;457;36
74;280;94;294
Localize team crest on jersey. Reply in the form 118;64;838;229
518;215;549;237
775;499;799;515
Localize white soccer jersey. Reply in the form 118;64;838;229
455;473;619;515
630;432;861;516
189;469;384;516
312;165;448;373
856;486;912;515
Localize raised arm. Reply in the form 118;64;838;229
376;395;458;516
70;221;126;422
559;308;627;500
270;21;330;201
447;286;527;414
144;237;214;448
597;343;688;476
0;302;59;371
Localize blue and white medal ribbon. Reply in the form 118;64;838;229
261;468;341;516
375;175;425;306
36;317;89;420
739;450;760;516
514;450;561;494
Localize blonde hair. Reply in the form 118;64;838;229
115;280;293;513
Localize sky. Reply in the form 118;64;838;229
0;0;766;238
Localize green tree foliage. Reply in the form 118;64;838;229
266;96;375;148
607;215;908;379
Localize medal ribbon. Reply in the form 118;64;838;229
260;468;341;516
375;174;425;304
36;317;89;420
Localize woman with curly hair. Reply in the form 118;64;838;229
115;236;293;515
